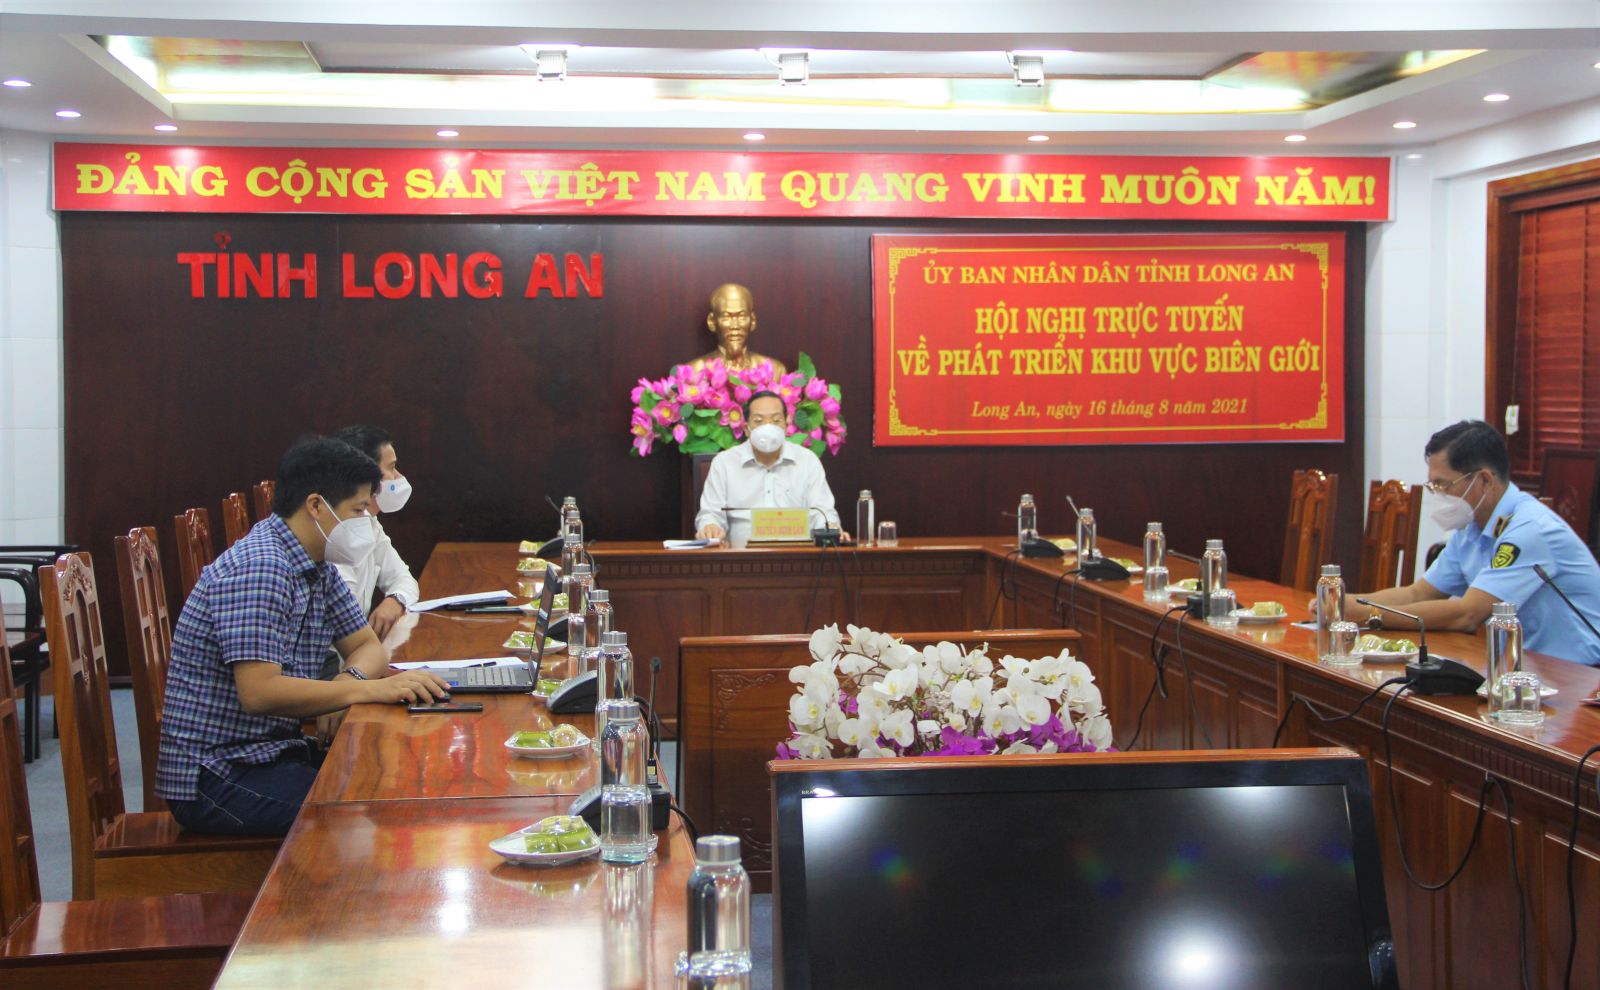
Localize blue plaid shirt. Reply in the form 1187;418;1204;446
156;514;367;801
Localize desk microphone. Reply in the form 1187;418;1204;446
1356;598;1483;695
535;494;567;558
1002;508;1065;558
1169;549;1202;564
570;656;671;831
1532;564;1600;642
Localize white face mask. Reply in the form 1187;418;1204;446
312;497;377;566
750;422;786;454
1428;473;1486;532
375;475;412;513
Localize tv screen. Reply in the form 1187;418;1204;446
773;754;1394;990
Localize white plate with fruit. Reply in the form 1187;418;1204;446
1357;635;1419;663
504;724;589;758
1230;602;1288;625
490;815;600;866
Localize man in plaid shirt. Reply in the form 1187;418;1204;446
157;436;451;835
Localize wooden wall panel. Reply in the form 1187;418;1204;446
61;214;1365;674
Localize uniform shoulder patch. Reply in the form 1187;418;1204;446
1493;514;1514;539
1491;542;1520;568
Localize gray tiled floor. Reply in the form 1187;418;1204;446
21;687;145;901
21;689;774;987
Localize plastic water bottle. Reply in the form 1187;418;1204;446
559;532;582;577
677;835;754;989
1142;522;1169;602
580;588;613;676
562;562;592;658
1485;602;1523;719
1017;494;1038;545
600;699;652;863
1315;565;1346;662
595;630;634;747
564;505;583;545
1201;539;1237;629
856;490;875;547
1076;508;1098;561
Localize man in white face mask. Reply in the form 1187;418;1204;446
156;437;451;835
332;424;420;639
695;390;842;545
1342;420;1600;666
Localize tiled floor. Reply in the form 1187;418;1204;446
21;688;773;987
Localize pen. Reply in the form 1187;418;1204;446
464;605;525;614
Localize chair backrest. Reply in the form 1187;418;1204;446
1358;480;1423;593
220;492;251;548
173;506;216;604
114;526;173;814
1279;469;1340;592
1539;448;1600;549
252;479;276;522
40;552;127;900
0;638;43;939
678;627;1081;892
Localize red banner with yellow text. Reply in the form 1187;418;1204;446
872;233;1345;446
53;144;1391;222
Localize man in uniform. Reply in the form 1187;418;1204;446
1346;419;1600;666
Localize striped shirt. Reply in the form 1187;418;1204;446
155;514;366;802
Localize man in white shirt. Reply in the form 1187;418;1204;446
695;391;842;544
332;424;419;638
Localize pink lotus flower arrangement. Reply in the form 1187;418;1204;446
776;625;1115;761
628;352;847;458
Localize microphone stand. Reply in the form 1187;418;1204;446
1355;597;1483;695
1533;564;1600;642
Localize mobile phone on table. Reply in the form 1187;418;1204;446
407;701;485;714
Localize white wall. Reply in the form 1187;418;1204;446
1367;95;1600;578
0;129;63;550
3;99;1599;584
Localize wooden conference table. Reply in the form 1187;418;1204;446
213;556;696;988
215;536;1600;989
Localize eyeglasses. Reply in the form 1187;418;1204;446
1423;472;1477;496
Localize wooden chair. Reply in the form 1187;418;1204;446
1357;480;1423;593
0;545;75;762
113;527;173;813
251;480;275;522
40;553;279;900
678;627;1080;892
171;508;215;606
0;638;251;988
1279;469;1340;593
1539;448;1600;550
219;494;251;549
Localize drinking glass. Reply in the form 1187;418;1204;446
1326;620;1361;666
1143;566;1170;603
876;520;899;547
1494;670;1546;726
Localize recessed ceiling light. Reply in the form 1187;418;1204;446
2;78;31;88
743;132;765;141
1027;134;1050;143
435;129;459;138
1483;92;1510;102
1283;133;1308;143
54;109;81;118
153;123;177;132
1405;153;1424;160
1392;120;1417;129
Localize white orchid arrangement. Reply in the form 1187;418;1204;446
776;624;1114;760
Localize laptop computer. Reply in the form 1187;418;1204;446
422;564;559;694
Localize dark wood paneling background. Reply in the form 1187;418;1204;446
62;214;1365;673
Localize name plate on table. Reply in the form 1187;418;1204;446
748;508;811;543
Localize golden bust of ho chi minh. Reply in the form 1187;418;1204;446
685;283;787;377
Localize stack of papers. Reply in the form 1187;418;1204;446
662;539;715;550
406;590;515;613
390;656;524;671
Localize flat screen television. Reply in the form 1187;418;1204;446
770;749;1396;990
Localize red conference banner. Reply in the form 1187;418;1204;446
52;144;1391;222
872;233;1346;447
